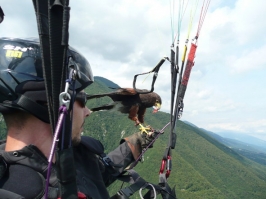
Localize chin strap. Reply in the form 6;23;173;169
15;94;50;123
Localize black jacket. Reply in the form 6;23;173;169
0;136;134;199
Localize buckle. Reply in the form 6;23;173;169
101;156;111;166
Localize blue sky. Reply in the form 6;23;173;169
1;0;266;141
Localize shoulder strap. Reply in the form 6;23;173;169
80;136;104;155
110;169;177;199
80;136;121;174
15;94;49;123
0;155;7;179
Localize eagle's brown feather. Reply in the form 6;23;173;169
87;88;162;125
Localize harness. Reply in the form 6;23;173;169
0;142;59;199
80;136;120;175
0;137;118;199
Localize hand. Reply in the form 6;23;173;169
120;127;161;160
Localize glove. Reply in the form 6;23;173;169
120;127;160;160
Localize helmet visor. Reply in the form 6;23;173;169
0;38;43;102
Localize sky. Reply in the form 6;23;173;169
1;0;266;141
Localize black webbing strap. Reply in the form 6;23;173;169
99;154;123;174
170;47;178;150
110;170;147;199
48;0;77;198
110;169;176;199
32;0;55;131
48;0;73;148
133;58;166;94
48;0;67;128
15;95;49;123
32;0;78;198
158;47;177;190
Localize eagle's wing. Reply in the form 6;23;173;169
90;103;116;112
87;88;138;101
113;88;137;95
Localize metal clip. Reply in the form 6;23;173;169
59;92;71;109
102;156;111;166
177;99;184;119
68;57;81;81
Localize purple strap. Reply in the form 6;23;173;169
44;105;68;199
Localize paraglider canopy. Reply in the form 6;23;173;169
0;6;4;23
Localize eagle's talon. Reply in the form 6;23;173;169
138;124;152;135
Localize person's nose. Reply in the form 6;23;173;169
84;106;91;117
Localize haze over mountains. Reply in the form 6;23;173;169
184;121;266;150
183;121;266;167
216;131;266;149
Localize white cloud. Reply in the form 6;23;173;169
1;0;265;142
234;0;266;45
229;45;266;73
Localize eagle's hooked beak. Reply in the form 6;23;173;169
152;102;161;113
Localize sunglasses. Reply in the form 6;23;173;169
75;92;88;107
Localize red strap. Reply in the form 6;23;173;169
57;192;87;199
188;43;197;62
78;192;87;199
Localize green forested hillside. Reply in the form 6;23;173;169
84;76;266;199
200;128;266;166
0;115;6;139
0;76;266;198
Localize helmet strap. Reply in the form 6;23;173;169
15;94;49;123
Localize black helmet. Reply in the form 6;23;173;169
0;37;94;122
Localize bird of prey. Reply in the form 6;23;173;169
86;88;162;132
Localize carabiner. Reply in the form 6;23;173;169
59;92;71;109
159;159;166;174
166;155;172;178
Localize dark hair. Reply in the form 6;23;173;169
2;110;31;131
